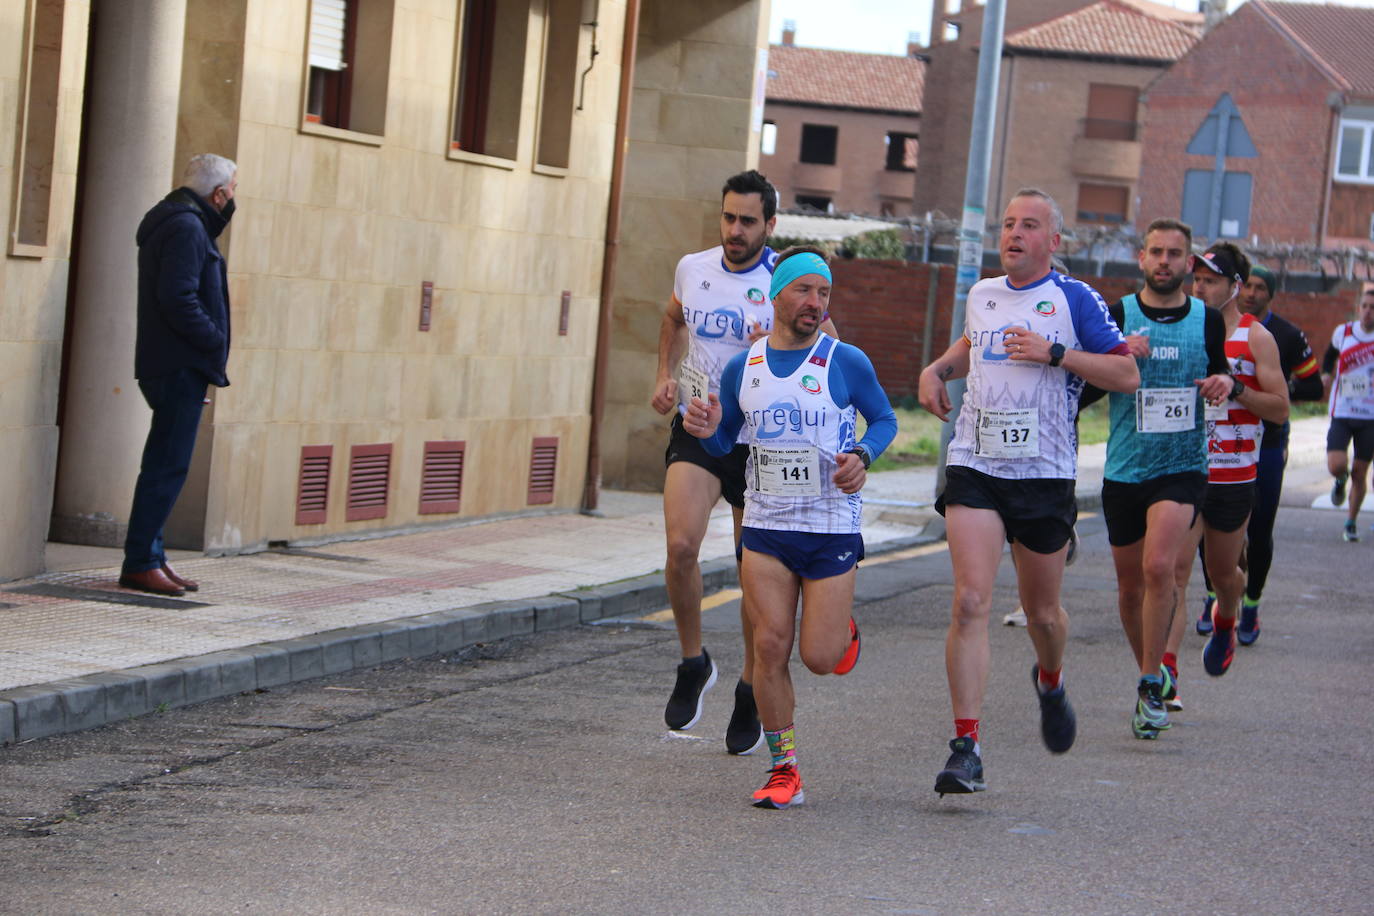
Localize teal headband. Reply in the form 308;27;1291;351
770;253;832;301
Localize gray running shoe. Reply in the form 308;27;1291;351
1131;677;1171;739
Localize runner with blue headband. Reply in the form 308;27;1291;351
651;172;841;759
683;246;896;810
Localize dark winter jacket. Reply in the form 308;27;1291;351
134;187;231;386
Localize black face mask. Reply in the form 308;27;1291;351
219;196;236;222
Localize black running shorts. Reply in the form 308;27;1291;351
664;414;748;509
1327;417;1374;463
1101;471;1207;547
1201;481;1255;533
936;466;1076;554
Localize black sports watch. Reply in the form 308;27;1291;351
1048;342;1066;367
847;447;871;470
1229;377;1246;400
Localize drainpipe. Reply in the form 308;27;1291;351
582;0;641;513
1317;94;1342;250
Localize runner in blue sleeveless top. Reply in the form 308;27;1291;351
684;247;895;810
650;171;839;756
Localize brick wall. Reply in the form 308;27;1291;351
829;258;1361;398
1137;3;1336;244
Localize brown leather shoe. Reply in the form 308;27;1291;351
119;567;185;597
161;561;199;592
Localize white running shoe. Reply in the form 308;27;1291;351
1002;607;1027;627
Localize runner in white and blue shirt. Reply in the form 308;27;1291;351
918;190;1139;798
649;171;841;757
684;248;895;811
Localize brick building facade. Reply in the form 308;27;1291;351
1137;1;1374;248
759;31;925;217
912;0;1197;231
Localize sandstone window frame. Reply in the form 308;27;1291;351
300;0;394;144
531;0;582;176
9;0;65;258
450;0;532;169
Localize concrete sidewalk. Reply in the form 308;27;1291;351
0;417;1335;744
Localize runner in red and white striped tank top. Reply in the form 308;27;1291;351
1173;244;1290;681
1207;313;1263;484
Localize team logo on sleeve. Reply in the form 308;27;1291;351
1034;300;1056;317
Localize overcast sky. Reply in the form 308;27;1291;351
768;0;1374;54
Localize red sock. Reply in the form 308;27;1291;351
1162;652;1178;673
954;718;980;743
1214;615;1236;632
1037;666;1062;692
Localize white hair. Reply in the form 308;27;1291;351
182;154;237;198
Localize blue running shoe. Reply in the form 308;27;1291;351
935;737;986;796
1196;593;1215;635
1237;602;1260;647
1202;627;1236;677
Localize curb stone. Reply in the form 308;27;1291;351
0;530;940;746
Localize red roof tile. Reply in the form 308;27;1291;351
765;45;925;114
1254;1;1374;97
1004;0;1200;62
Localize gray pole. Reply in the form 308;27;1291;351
935;0;1006;497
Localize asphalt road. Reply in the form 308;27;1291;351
1;488;1371;914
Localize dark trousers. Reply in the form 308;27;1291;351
122;369;208;574
1245;445;1287;602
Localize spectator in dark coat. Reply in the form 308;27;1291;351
119;154;237;597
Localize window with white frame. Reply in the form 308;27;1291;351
1335;118;1374;183
761;121;777;156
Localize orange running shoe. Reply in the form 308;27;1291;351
752;763;804;809
833;617;861;676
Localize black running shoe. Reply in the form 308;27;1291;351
934;737;986;796
725;680;764;755
1332;472;1348;507
664;650;717;730
1031;664;1076;754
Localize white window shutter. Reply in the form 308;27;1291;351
309;0;348;71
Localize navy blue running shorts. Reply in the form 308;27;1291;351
740;527;864;579
665;413;748;509
936;466;1076;554
1101;471;1207;547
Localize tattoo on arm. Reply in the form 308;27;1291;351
938;366;954;381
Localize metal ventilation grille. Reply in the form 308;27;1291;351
346;443;393;521
528;437;557;505
295;445;333;525
419;440;464;514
